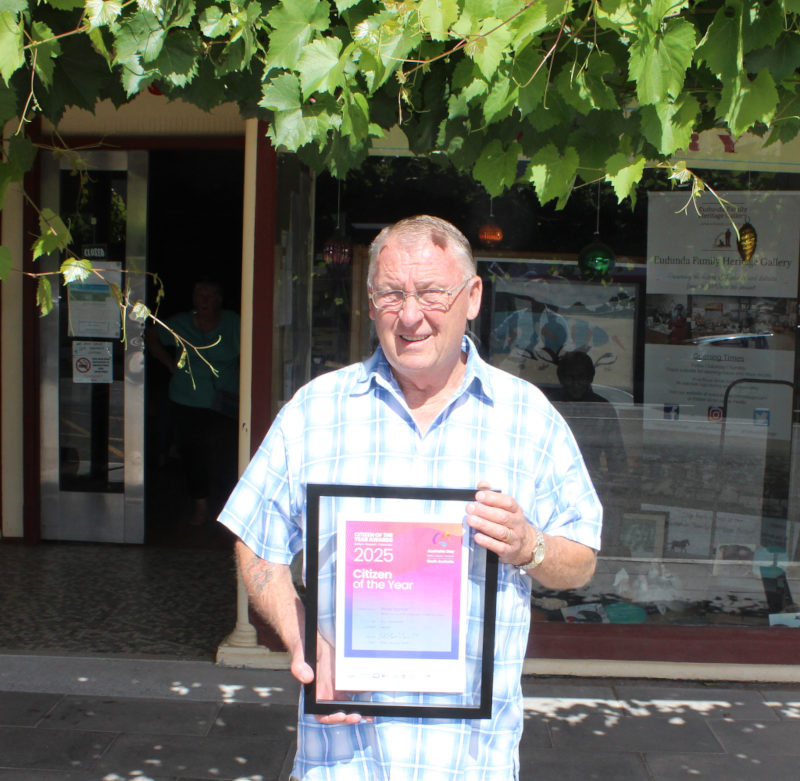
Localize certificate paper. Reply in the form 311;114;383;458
335;513;469;693
304;484;498;720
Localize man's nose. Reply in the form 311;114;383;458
397;293;423;321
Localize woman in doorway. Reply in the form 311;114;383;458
146;279;240;527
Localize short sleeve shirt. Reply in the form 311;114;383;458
219;337;602;781
158;309;240;408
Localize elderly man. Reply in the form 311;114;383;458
219;215;601;780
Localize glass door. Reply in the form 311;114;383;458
39;151;147;542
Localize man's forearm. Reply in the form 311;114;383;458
235;540;305;656
525;533;597;591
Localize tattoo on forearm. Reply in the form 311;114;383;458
245;559;275;597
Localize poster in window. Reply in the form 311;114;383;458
483;269;638;399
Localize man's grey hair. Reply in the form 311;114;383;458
367;215;476;288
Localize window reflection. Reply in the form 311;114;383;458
479;258;798;629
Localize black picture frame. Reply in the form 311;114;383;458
304;483;498;719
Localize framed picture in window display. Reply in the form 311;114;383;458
476;261;639;401
712;542;757;575
619;511;668;559
651;506;713;560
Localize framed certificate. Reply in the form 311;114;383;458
304;483;498;719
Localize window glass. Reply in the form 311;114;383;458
57;169;127;493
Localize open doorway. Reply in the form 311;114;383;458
145;148;244;548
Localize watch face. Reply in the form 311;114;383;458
533;545;545;565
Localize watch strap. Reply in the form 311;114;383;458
519;527;545;572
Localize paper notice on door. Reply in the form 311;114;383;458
72;341;113;384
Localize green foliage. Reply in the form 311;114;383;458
1;0;800;273
7;132;35;177
130;300;150;322
524;144;580;209
0;131;34;209
473;138;521;197
0;82;18;122
0;11;25;84
32;208;71;262
36;275;53;316
265;0;331;71
605;152;646;204
85;0;123;29
0;0;794;376
60;257;93;283
629;15;696;104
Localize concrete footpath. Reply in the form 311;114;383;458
1;653;799;780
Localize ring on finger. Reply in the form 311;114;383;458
504;528;512;543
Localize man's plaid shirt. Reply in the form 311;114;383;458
219;337;602;781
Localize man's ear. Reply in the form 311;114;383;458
466;276;483;320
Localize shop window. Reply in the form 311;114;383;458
476;190;799;632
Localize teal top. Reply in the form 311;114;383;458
158;309;240;409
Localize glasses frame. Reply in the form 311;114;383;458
369;277;473;313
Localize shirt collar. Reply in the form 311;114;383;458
353;335;495;405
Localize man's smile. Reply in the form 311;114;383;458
400;334;430;342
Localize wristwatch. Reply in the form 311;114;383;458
519;527;546;572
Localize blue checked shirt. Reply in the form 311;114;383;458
219;337;602;781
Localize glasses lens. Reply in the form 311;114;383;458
374;291;404;310
416;290;449;309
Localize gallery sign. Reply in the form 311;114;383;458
646;191;800;298
644;191;798;443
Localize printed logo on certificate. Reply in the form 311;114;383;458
304;484;498;720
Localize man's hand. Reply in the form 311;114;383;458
235;541;370;725
306;633;370;725
465;483;597;590
465;482;532;567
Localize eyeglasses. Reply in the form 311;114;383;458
369;278;472;313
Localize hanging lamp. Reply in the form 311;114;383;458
478;197;504;248
578;181;616;281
